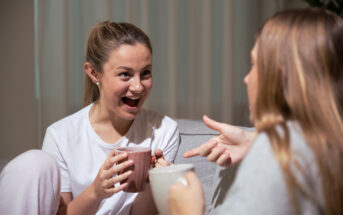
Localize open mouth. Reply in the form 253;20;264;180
122;97;140;108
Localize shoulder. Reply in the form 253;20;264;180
138;109;178;130
219;126;291;214
222;121;320;214
46;104;92;136
247;122;309;170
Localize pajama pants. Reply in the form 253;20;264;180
0;150;60;215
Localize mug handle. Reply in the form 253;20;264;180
176;177;189;186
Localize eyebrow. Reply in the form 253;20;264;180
116;64;152;71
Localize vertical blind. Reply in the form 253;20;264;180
35;0;295;146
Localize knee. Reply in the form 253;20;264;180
4;150;59;176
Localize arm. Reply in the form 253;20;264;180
183;115;256;166
130;183;158;215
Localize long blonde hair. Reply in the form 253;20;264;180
83;21;152;106
253;8;343;214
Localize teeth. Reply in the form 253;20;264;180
126;97;140;100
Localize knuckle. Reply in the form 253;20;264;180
199;150;207;157
99;174;105;181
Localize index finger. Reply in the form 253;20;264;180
103;151;127;170
183;140;217;158
183;147;201;158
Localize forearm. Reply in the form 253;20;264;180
130;183;157;215
57;185;103;215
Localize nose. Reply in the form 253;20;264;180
244;72;250;85
129;76;144;93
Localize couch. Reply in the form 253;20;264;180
174;119;251;214
0;118;248;214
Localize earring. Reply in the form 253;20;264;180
96;81;99;86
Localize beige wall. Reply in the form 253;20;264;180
0;0;36;161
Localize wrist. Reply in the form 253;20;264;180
245;131;257;146
88;183;103;203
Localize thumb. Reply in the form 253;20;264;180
203;115;224;133
154;149;163;157
185;171;201;188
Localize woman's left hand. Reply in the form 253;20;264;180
152;149;171;167
168;171;205;215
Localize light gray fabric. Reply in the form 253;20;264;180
207;164;240;215
215;122;324;215
174;119;218;211
176;119;219;135
0;150;61;215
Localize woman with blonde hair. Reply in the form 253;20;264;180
169;8;343;215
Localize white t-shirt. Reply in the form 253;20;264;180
42;104;180;215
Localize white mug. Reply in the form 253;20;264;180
149;164;195;215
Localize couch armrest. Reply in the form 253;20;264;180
174;119;218;212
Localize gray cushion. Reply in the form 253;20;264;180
174;119;218;212
176;119;219;135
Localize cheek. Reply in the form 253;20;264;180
105;83;129;97
144;79;153;91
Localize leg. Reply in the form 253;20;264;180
0;150;61;215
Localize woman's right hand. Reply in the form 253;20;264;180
91;150;134;200
183;115;257;166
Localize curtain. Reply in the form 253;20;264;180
35;0;300;146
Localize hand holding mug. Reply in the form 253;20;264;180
91;150;133;200
168;171;205;215
152;149;171;168
149;164;195;215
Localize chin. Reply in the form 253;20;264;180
120;109;141;121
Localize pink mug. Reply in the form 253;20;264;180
115;147;152;192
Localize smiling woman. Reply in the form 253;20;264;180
0;22;180;215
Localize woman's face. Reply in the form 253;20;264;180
244;42;258;123
98;43;152;121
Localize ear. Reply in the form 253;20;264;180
84;62;99;83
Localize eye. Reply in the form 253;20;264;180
142;70;151;77
119;72;129;77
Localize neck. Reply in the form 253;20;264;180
90;102;133;137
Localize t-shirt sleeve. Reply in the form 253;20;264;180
154;118;180;163
42;127;72;193
162;122;180;163
216;133;293;215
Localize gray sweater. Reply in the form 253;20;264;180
216;122;324;215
